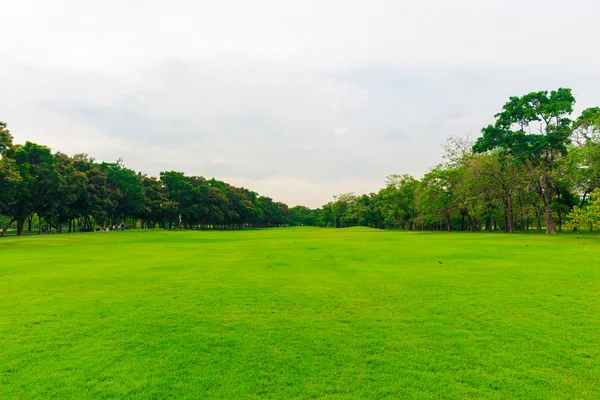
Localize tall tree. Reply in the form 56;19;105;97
418;166;461;231
0;122;21;235
0;121;12;155
566;107;600;206
572;107;600;145
473;88;575;234
3;142;62;235
100;160;145;226
378;174;418;230
567;188;600;232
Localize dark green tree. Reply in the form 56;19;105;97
473;88;576;234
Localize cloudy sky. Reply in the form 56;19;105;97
1;0;599;207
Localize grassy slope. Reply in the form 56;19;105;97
0;228;599;399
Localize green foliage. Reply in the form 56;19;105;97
572;107;600;144
565;137;600;204
0;157;20;214
472;89;576;234
379;174;418;229
0;121;13;156
0;122;20;213
474;88;575;160
289;205;317;226
567;188;600;230
2;141;61;234
418;167;460;230
0;123;291;235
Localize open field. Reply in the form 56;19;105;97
1;227;599;399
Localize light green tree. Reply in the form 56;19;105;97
567;188;600;232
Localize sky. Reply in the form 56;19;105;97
1;0;599;207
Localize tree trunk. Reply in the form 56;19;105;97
1;218;16;237
544;205;555;234
508;196;515;233
580;191;589;208
543;183;556;234
17;218;25;236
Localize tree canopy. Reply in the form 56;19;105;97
0;122;289;236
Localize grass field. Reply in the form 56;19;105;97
1;228;599;399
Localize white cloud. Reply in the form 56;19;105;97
333;127;350;136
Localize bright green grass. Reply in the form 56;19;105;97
1;228;599;399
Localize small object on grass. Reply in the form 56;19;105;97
33;322;40;325
438;261;442;264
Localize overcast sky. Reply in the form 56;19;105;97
1;0;599;207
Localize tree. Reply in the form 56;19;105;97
139;176;169;228
290;205;317;226
71;154;111;230
418;166;461;231
567;188;600;232
468;152;524;232
441;134;482;231
0;122;21;235
473;88;576;234
3;142;61;235
572;107;600;145
566;108;600;207
442;132;475;166
378;174;418;230
45;153;85;233
100;160;145;226
333;193;355;227
0;158;20;236
0;121;13;155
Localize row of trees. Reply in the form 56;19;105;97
0;122;289;236
290;89;600;234
2;88;599;236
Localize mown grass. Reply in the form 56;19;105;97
1;227;599;399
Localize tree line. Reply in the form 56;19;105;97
2;88;599;236
290;88;600;234
0;122;289;236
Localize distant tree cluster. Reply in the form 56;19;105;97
290;89;600;234
0;122;289;236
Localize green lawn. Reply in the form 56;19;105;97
1;228;599;399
